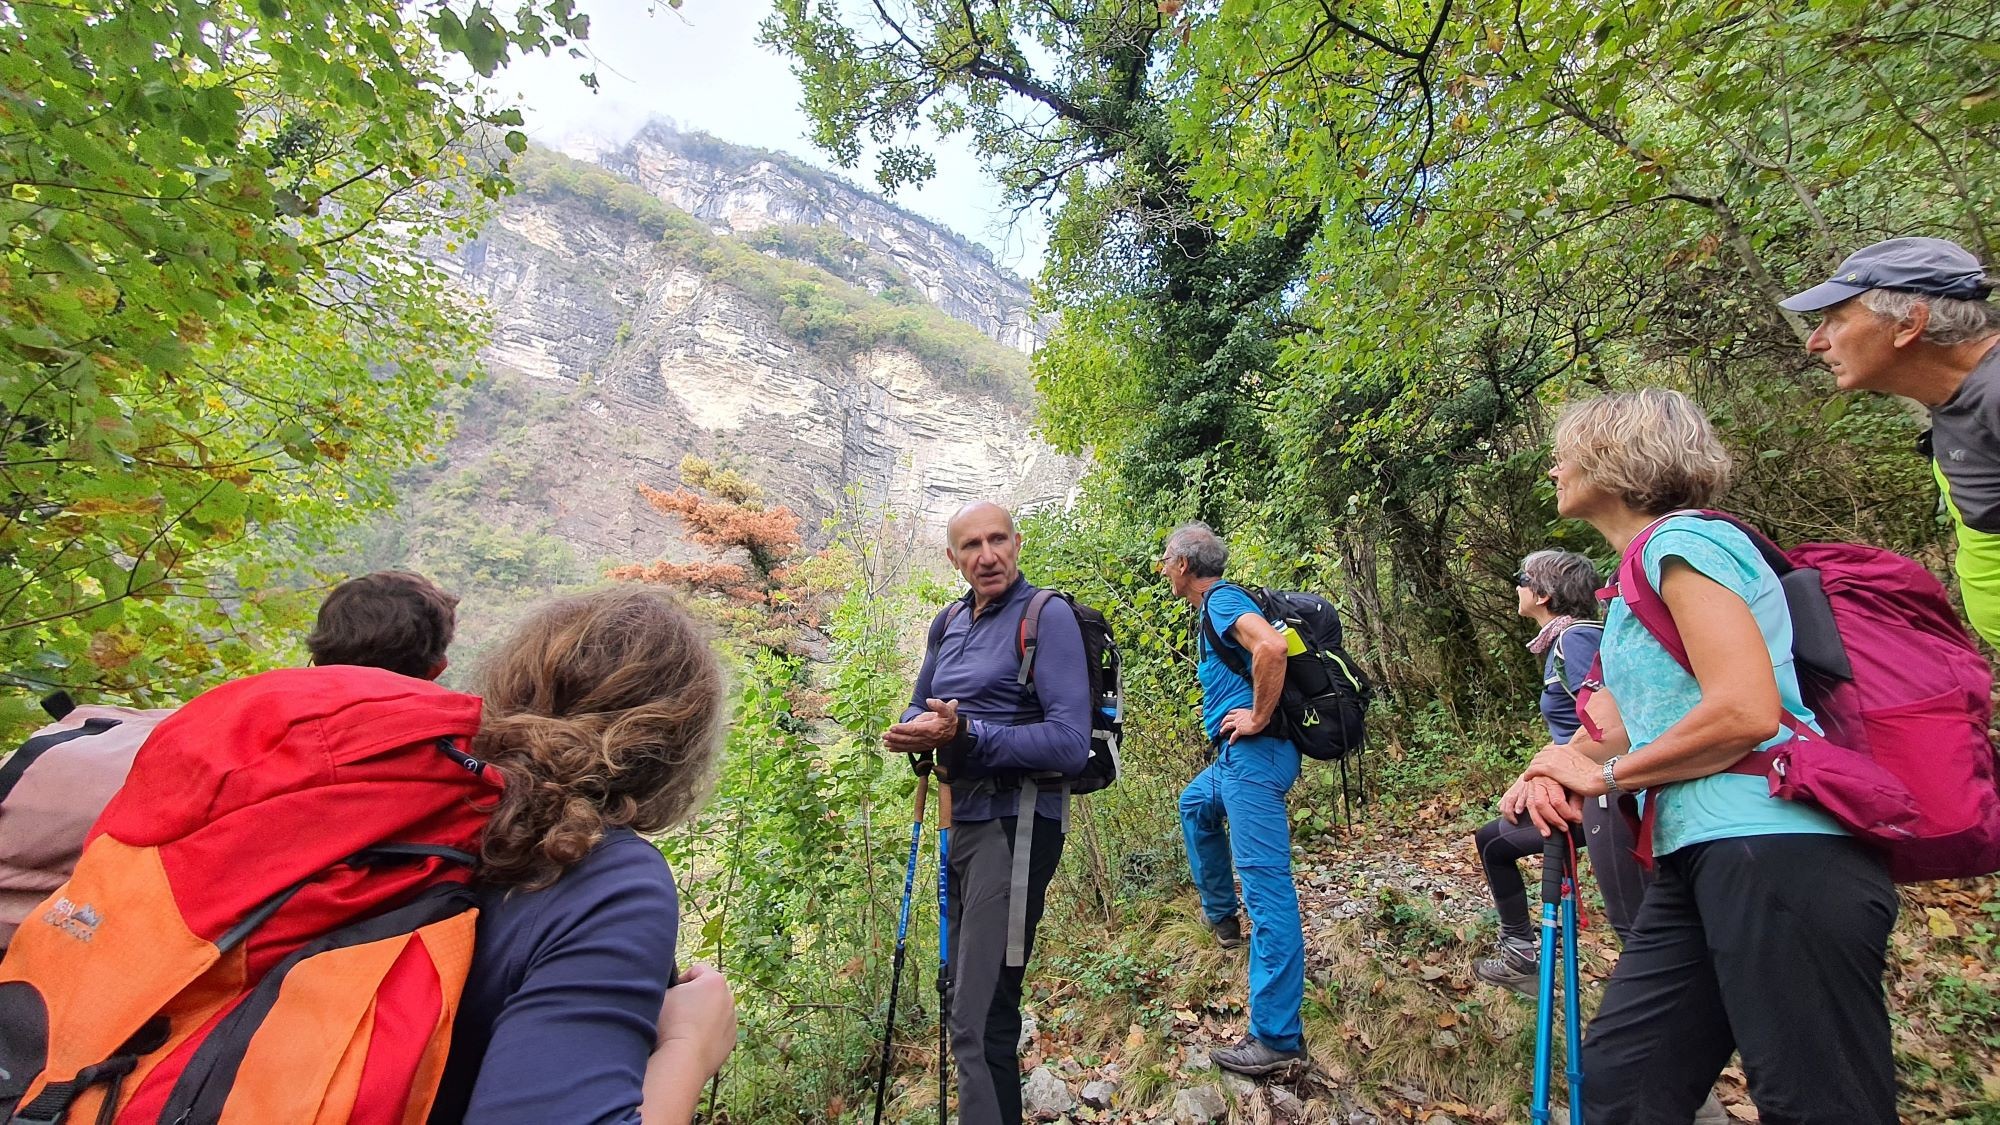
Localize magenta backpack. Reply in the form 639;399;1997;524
1611;511;2000;883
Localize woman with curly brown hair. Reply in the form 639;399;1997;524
428;586;735;1125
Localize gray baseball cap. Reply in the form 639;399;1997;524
1780;236;1993;312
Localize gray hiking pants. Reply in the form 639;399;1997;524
947;814;1063;1125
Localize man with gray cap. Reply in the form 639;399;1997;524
1782;236;2000;645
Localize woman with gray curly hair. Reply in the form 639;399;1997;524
1467;549;1649;995
430;586;736;1125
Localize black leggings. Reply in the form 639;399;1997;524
1474;796;1648;945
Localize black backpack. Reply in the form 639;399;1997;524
1198;583;1372;763
926;588;1122;794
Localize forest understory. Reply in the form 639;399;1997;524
869;778;2000;1125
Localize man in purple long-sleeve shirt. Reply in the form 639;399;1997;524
885;501;1090;1125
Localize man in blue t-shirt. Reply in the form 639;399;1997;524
1161;521;1309;1078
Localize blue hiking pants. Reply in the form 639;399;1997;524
1178;733;1305;1052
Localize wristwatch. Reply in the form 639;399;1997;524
1602;755;1623;796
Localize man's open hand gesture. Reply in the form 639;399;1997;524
884;697;960;754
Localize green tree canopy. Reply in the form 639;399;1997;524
770;0;1993;701
0;0;598;723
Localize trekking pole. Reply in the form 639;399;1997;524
872;762;931;1125
1561;832;1584;1125
1531;831;1566;1125
936;779;952;1125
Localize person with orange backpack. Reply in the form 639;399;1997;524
0;569;461;949
0;585;734;1124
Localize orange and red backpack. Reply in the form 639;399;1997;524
0;665;499;1124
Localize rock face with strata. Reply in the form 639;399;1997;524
601;124;1043;353
428;130;1075;570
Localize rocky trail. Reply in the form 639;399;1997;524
978;801;1999;1125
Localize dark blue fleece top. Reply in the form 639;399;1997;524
429;829;678;1125
1538;623;1603;745
904;575;1092;822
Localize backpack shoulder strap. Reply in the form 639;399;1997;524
1199;582;1256;682
1574;655;1606;742
1612;516;1693;674
927;598;971;654
1018;588;1059;687
0;717;122;806
1549;621;1604;701
1616;508;1773;672
1609;513;1807;746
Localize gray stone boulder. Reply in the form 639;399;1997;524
1172;1085;1229;1125
1022;1066;1077;1118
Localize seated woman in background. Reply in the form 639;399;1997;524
1508;389;1896;1125
429;587;736;1125
1469;549;1648;994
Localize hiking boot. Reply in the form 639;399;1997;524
1471;937;1538;998
1693;1092;1728;1124
1207;913;1245;949
1211;1035;1309;1078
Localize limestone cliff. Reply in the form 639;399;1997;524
599;124;1042;353
372;131;1073;627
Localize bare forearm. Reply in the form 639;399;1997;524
1610;700;1774;790
640;1043;711;1125
1250;644;1286;727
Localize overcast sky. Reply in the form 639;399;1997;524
486;0;1048;276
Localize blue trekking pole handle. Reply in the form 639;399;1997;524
1531;831;1566;1125
1562;832;1584;1125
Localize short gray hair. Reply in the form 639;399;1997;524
1519;550;1602;619
1858;289;2000;346
1165;521;1229;578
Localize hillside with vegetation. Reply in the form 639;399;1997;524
739;0;1995;1120
339;133;1073;664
